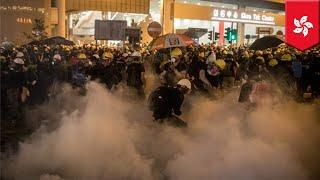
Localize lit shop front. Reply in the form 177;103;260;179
172;2;285;45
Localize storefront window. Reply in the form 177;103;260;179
174;18;233;44
244;24;285;44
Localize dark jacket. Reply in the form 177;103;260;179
148;86;184;120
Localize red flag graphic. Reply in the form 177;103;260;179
286;0;320;51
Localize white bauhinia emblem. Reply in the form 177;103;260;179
293;16;313;37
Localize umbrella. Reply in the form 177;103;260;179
1;41;14;50
249;36;284;50
28;36;75;46
149;34;196;50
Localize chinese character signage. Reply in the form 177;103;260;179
212;8;275;25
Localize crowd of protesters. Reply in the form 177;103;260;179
1;42;320;128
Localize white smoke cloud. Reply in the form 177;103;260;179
4;82;320;180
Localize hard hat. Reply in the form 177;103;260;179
256;56;265;64
93;54;100;59
171;48;182;58
16;52;24;58
33;47;38;51
13;58;24;65
242;51;249;58
169;57;176;63
177;79;192;90
122;53;128;57
78;53;87;59
207;53;216;63
214;59;226;70
222;50;228;55
102;52;113;59
131;51;141;57
281;54;292;61
227;51;233;55
0;56;5;61
255;50;263;56
53;54;61;61
268;59;278;67
198;52;205;58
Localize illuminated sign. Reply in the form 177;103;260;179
0;6;45;13
16;18;32;24
211;9;275;25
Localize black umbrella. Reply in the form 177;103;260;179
28;36;75;46
42;36;75;46
249;36;284;50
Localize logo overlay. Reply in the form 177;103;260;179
286;0;319;51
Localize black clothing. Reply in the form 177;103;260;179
126;62;145;88
148;86;184;120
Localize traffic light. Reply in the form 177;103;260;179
224;27;232;41
208;31;213;40
214;32;220;41
230;29;237;41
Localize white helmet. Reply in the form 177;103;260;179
131;51;141;57
177;79;192;90
169;57;176;63
207;53;216;63
53;54;61;61
16;52;24;58
13;58;24;65
93;54;100;59
122;53;129;57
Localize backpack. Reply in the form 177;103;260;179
72;71;86;87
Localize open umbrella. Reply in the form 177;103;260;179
1;41;14;50
149;34;196;50
249;36;284;50
28;36;75;46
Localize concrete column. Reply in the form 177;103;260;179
56;0;66;37
160;0;174;35
44;0;52;37
237;22;245;46
237;6;245;46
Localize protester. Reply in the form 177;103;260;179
148;78;191;127
0;41;319;129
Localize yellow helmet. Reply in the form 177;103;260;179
268;59;278;67
78;53;87;59
214;59;226;70
198;52;205;58
102;52;113;60
281;54;292;61
171;48;182;58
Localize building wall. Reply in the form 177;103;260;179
66;0;150;14
0;0;49;44
173;3;284;26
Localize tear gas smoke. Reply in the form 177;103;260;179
3;82;320;180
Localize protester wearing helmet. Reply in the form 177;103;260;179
148;79;191;127
126;51;146;98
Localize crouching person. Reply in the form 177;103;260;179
148;79;191;127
